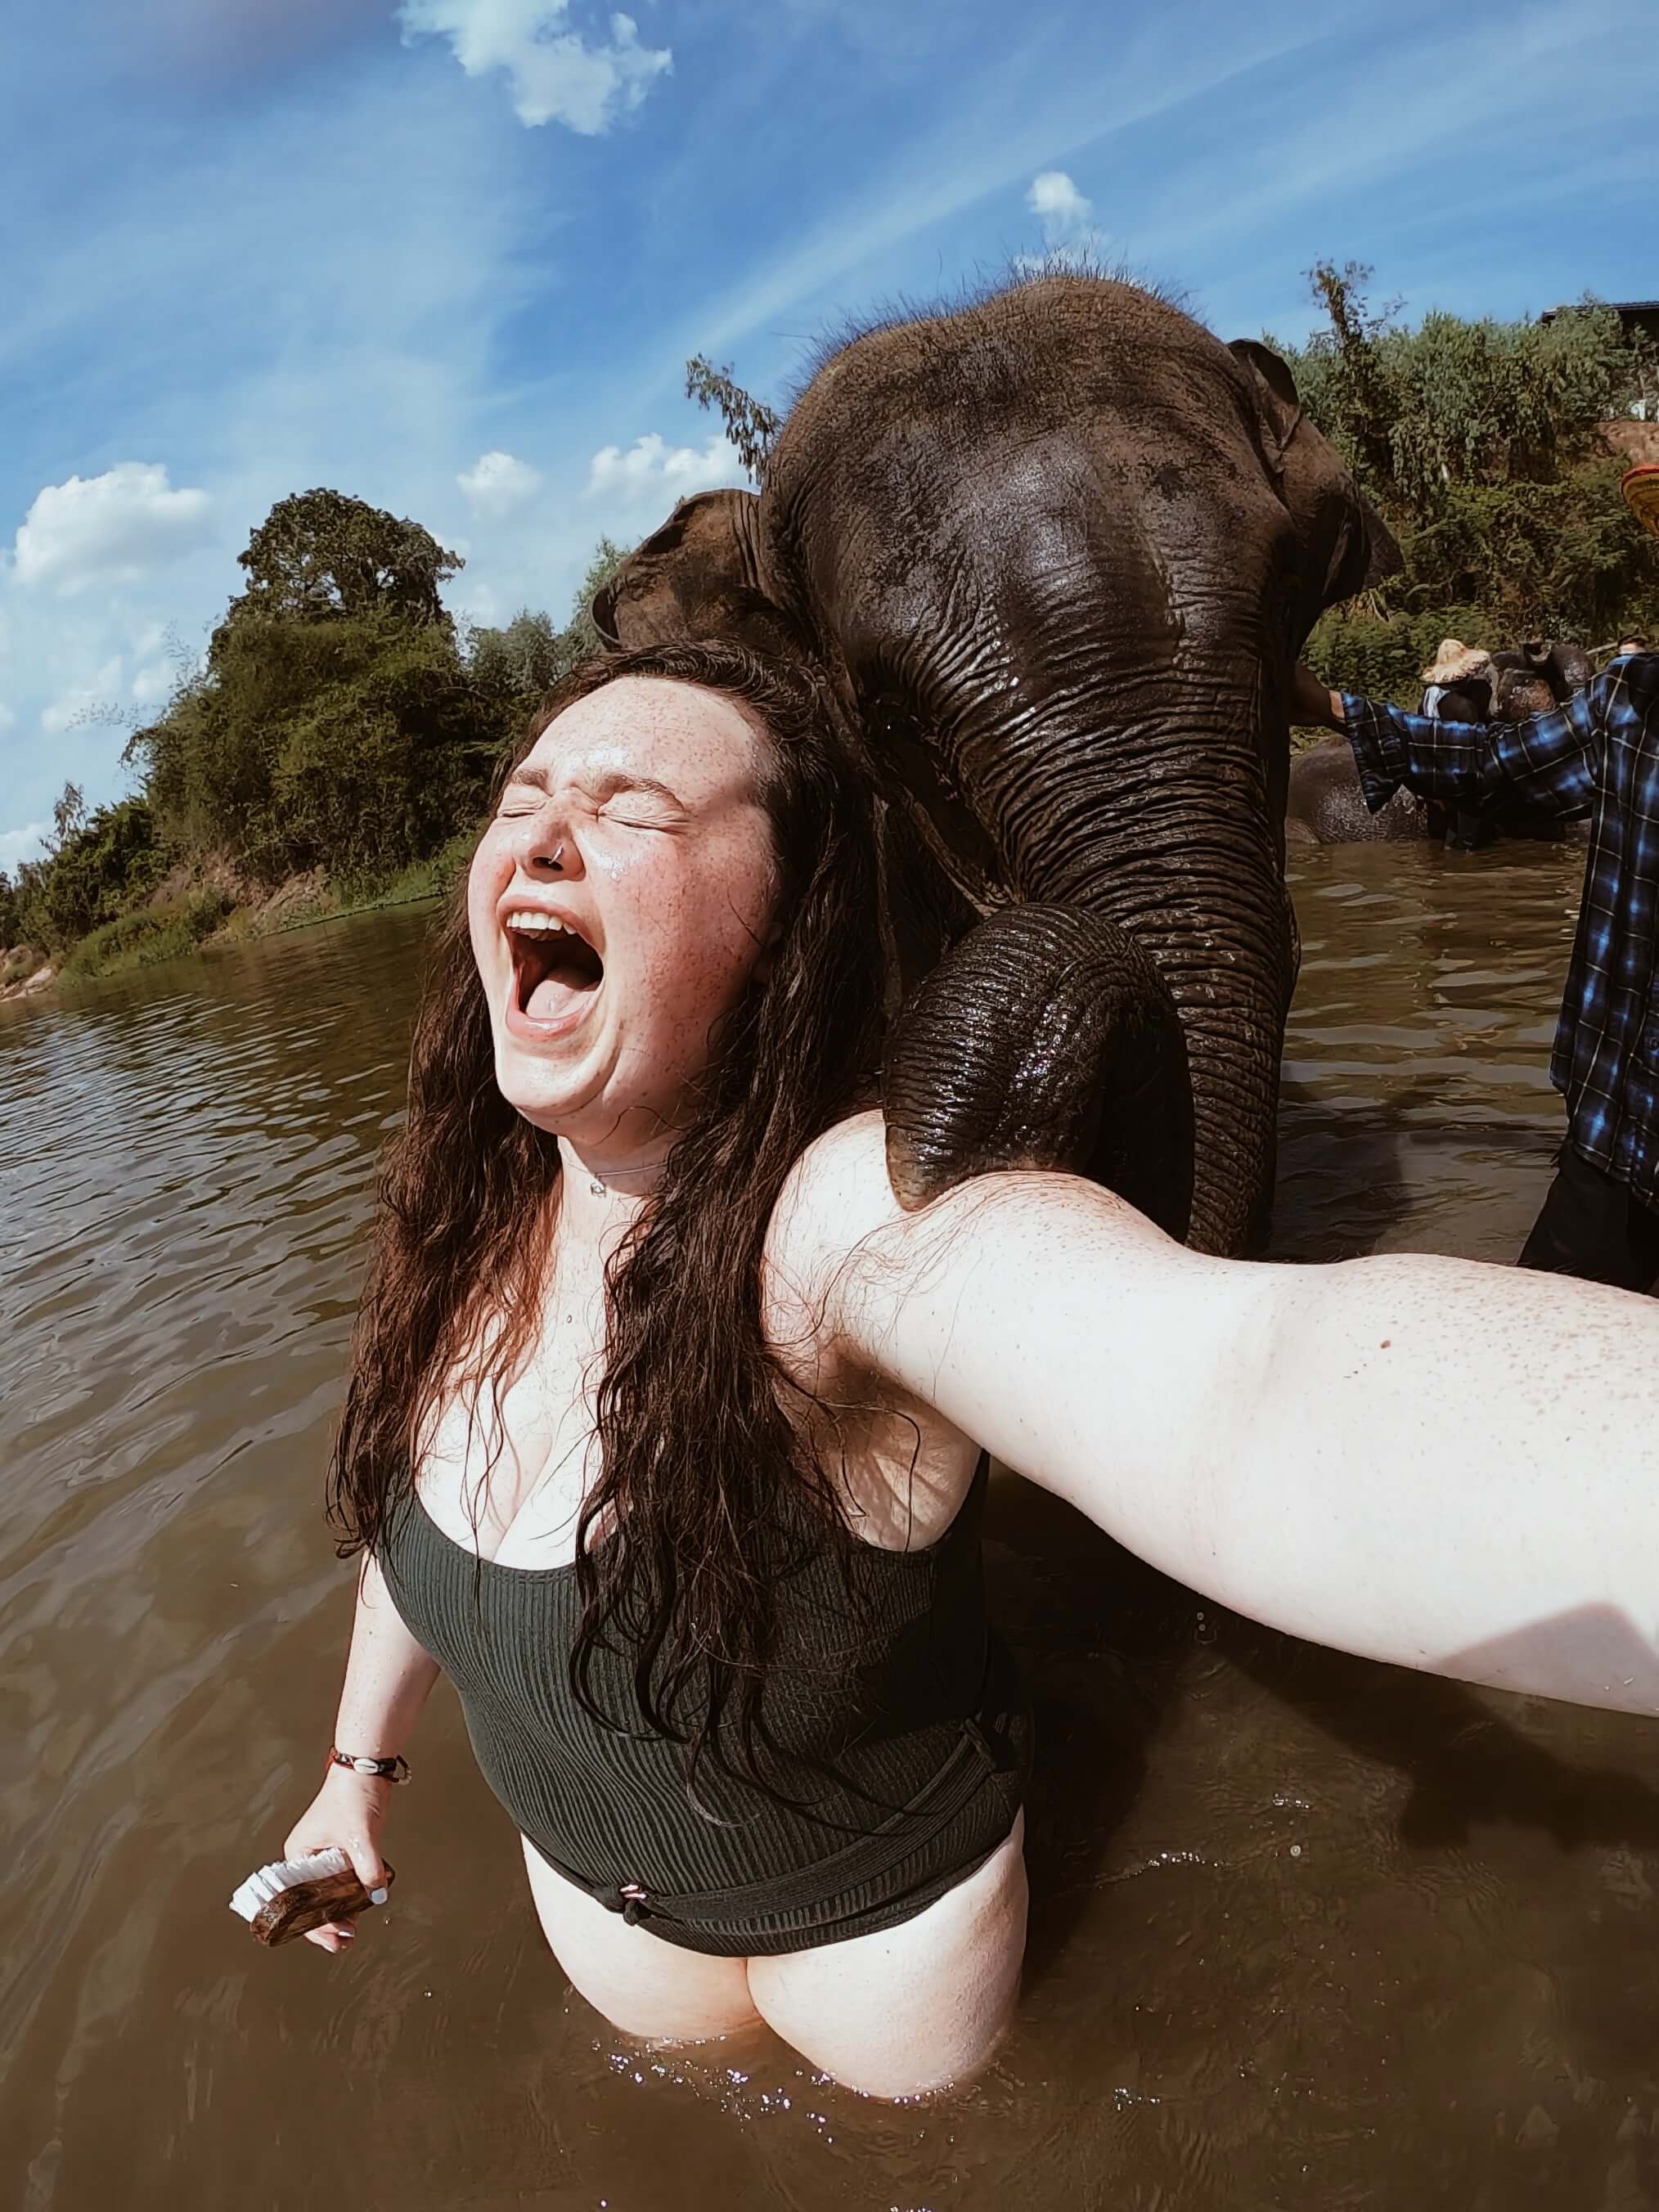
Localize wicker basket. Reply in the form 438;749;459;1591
1623;461;1659;541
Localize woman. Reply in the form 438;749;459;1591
285;641;1659;2101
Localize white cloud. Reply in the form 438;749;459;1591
1027;169;1092;236
1015;168;1110;272
0;821;52;871
398;0;672;134
457;448;543;514
41;659;124;735
0;704;15;733
584;431;747;502
11;465;213;596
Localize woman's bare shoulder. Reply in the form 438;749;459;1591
761;1110;898;1381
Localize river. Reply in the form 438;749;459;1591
4;842;1657;2211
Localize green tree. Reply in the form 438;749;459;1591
11;796;173;952
131;609;501;883
466;609;569;703
684;356;780;483
219;488;461;640
465;537;633;710
51;781;87;851
1275;268;1659;690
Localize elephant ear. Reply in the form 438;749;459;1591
591;488;807;659
1227;338;1304;461
1227;336;1402;602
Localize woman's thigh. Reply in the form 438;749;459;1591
746;1813;1028;2100
519;1837;761;2042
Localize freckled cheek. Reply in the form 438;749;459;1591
466;849;509;979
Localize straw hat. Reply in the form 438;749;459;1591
1623;462;1659;542
1419;638;1492;686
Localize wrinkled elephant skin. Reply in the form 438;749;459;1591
595;276;1397;1254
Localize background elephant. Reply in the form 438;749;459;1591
596;275;1397;1254
1489;639;1593;723
1286;636;1594;849
1285;740;1426;845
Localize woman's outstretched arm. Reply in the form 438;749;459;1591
779;1115;1659;1715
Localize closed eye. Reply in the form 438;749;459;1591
601;807;679;830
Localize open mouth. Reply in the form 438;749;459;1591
506;914;605;1026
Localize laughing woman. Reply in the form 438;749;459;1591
283;641;1659;2100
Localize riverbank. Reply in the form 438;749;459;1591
0;826;474;1004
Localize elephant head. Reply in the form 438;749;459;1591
597;276;1396;1254
1490;640;1593;721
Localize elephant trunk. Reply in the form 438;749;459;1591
964;684;1295;1258
883;904;1194;1238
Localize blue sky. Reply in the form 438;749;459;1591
2;0;1652;868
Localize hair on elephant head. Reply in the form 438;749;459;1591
594;274;1399;1255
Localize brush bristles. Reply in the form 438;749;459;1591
229;1846;352;1922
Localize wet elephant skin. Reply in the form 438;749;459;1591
597;275;1399;1254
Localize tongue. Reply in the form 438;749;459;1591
525;973;588;1022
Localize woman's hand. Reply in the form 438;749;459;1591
282;1765;394;1955
1290;661;1344;731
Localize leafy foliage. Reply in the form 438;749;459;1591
219;488;461;639
6;797;173;953
464;537;632;708
59;889;233;981
685;355;779;483
0;492;636;973
131;610;502;884
1277;265;1659;700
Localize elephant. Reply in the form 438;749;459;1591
1488;639;1592;723
1285;637;1595;850
595;275;1398;1255
1284;740;1426;846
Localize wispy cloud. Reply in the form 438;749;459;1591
398;0;671;133
672;5;1353;370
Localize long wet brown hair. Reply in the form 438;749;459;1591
329;641;890;1792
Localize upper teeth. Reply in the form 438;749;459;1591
506;913;578;936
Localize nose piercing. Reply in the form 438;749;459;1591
533;843;564;872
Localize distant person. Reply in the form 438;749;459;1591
1293;646;1659;1290
1415;637;1494;847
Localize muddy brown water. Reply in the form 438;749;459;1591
5;843;1657;2212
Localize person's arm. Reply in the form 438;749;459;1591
779;1117;1659;1717
1289;660;1598;820
281;1552;441;1953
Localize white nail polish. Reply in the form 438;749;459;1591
370;1886;388;1905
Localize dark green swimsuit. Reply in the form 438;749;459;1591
377;1457;1030;1958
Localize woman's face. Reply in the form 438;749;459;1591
468;677;780;1150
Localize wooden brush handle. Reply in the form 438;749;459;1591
250;1864;395;1946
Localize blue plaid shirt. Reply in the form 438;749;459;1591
1341;652;1659;1205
